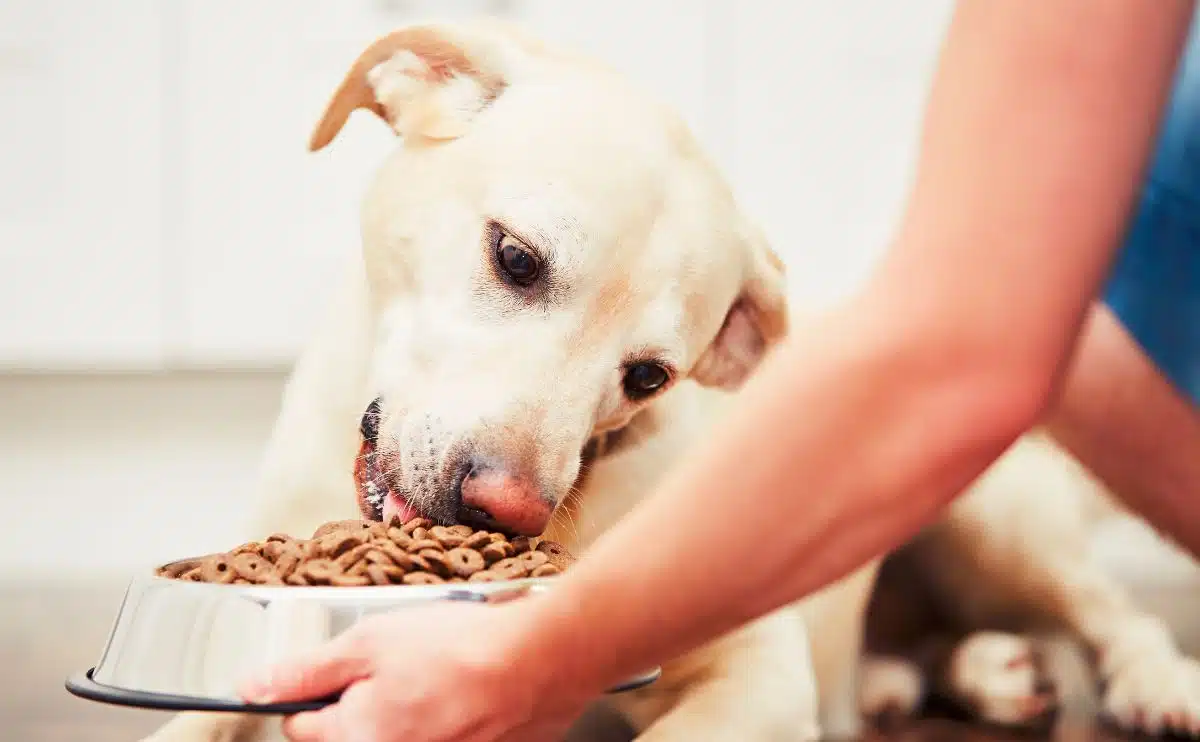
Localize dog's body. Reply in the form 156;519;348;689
142;19;1200;742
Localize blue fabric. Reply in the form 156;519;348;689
1102;16;1200;405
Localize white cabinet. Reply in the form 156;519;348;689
728;1;953;309
0;1;165;369
171;1;417;367
513;0;726;167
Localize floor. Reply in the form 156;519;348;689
3;579;1185;742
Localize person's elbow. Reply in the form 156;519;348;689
877;309;1063;488
922;333;1061;466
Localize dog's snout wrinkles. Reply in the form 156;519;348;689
459;465;551;536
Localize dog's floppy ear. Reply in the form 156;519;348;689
689;225;789;390
309;24;512;151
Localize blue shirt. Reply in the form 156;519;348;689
1103;15;1200;405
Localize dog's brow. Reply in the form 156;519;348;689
489;191;587;253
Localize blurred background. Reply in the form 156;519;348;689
1;2;1198;738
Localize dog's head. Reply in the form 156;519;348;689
314;20;788;536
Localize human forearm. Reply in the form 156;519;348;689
510;0;1193;698
1047;305;1200;554
520;304;1036;691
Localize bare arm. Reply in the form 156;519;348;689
1047;304;1200;550
513;0;1195;695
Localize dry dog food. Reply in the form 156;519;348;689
156;516;575;587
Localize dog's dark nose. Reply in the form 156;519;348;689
360;398;383;442
455;464;552;536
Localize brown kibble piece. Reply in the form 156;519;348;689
491;558;529;579
419;549;453;577
531;564;561;578
536;541;576;570
334;543;375;570
367;564;403;586
462;531;492;550
299;559;341;584
446;548;485;578
386;527;413;548
401;517;433;535
330;574;371;587
402;572;445;585
447;524;474;537
481;543;509;564
372;542;412;570
429;526;466;548
200;556;236;584
406;538;442;553
274;552;300;579
517;551;549;570
509;537;531;555
232;552;276;583
468;570;501;583
320;531;367;558
262;540;292;561
159;558;205;578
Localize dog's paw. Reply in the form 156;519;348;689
859;656;924;728
1102;652;1200;737
946;631;1056;728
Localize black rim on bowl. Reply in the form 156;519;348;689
66;666;662;714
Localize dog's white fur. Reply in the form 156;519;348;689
142;20;1200;742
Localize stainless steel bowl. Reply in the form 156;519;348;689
66;564;660;714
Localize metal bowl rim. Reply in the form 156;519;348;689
141;569;556;602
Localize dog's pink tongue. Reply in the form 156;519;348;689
382;491;418;524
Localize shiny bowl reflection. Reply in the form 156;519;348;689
66;564;660;714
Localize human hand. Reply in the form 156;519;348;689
238;601;595;742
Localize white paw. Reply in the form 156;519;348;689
948;631;1056;728
859;656;924;723
1103;653;1200;737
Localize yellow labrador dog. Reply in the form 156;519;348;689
142;18;1200;742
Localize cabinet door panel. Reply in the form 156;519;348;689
0;1;164;369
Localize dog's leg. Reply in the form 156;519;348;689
243;256;377;538
617;610;821;742
920;434;1200;737
139;260;375;742
935;630;1057;728
801;561;882;740
1037;559;1200;737
139;715;265;742
858;654;925;726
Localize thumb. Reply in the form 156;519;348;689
239;629;374;704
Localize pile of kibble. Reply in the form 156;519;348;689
155;516;574;586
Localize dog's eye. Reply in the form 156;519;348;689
623;363;670;399
360;398;382;443
496;233;541;286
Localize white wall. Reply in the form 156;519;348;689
0;373;285;578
